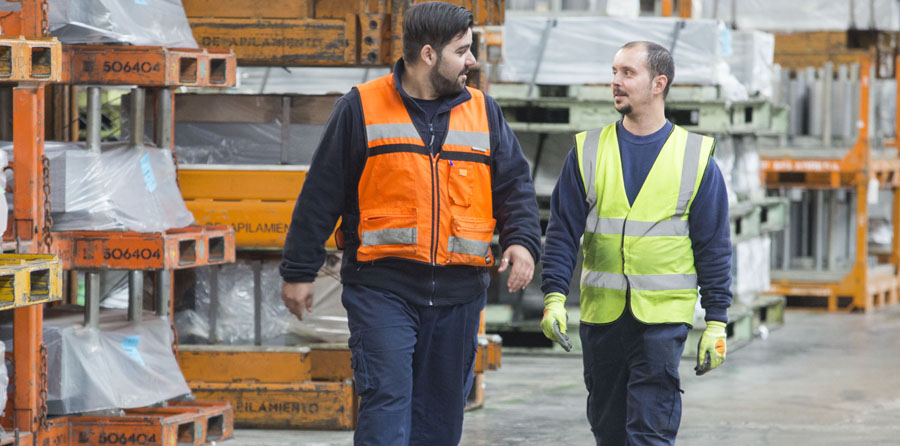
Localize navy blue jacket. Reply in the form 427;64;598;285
541;121;733;323
280;59;542;306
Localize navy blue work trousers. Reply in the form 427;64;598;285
580;310;689;446
342;283;485;446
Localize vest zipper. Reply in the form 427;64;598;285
429;122;439;306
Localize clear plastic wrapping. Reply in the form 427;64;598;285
0;340;6;417
712;135;737;205
732;136;764;202
699;0;900;32
1;308;190;415
175;255;348;346
727;30;775;98
233;67;390;95
48;0;197;47
733;236;772;305
0;149;7;237
173;123;324;165
500;15;745;96
3;142;194;232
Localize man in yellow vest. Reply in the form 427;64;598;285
540;41;733;444
280;2;542;445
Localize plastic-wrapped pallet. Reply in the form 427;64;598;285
732;136;764;202
712;135;738;205
173;123;324;165
500;15;748;99
733;236;772;306
175;255;348;345
699;0;900;32
507;0;640;16
45;0;197;47
727;30;776;98
232;67;390;95
0;149;7;237
0;308;191;415
2;142;194;232
0;340;6;418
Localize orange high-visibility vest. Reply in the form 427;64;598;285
354;73;495;267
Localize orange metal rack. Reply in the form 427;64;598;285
1;3;241;445
761;55;900;312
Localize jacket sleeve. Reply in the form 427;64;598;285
485;96;542;263
280;94;358;283
689;159;734;323
541;147;589;296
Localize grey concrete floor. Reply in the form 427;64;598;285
222;307;900;445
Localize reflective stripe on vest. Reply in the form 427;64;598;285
576;123;714;325
354;73;495;266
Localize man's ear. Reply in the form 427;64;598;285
420;44;437;67
652;75;668;95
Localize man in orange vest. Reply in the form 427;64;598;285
279;2;542;444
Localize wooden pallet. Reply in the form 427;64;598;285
683;304;753;360
730;197;789;243
750;294;786;336
489;83;787;134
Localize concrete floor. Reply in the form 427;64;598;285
223;307;900;445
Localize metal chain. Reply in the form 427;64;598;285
41;155;54;251
40;0;49;37
170;146;181;190
38;343;49;430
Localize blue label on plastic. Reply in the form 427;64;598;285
140;153;158;193
720;26;733;58
122;335;145;366
135;0;148;5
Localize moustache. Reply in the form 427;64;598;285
613;89;627;97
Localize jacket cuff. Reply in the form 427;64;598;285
279;267;318;284
704;307;728;324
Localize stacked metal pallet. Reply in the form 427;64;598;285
761;52;900;312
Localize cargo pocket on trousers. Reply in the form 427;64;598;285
665;364;685;434
349;333;372;397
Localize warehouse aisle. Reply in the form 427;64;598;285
227;306;900;445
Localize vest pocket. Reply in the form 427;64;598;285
448;163;474;207
357;208;418;259
447;216;495;265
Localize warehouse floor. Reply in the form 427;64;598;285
224;306;900;445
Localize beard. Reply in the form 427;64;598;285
615;103;633;115
613;87;631;115
429;57;467;97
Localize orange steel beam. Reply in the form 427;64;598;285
12;85;46;434
661;0;674;17
677;0;692;18
61;45;237;87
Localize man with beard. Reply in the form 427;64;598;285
280;2;541;444
539;41;732;445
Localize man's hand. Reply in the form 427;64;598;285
540;292;571;351
695;321;727;376
498;244;534;293
282;282;314;321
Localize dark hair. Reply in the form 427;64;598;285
402;2;474;66
622;41;675;99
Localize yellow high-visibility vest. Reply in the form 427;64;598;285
576;123;715;325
